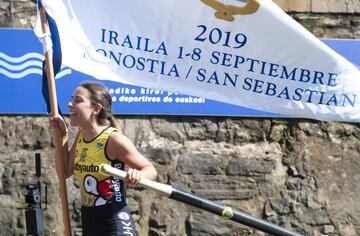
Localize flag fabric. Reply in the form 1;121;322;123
34;0;360;122
36;0;63;114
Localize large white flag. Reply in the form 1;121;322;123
35;0;360;122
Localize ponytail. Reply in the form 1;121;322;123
108;115;124;134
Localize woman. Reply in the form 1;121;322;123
51;82;157;236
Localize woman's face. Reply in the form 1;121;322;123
68;86;95;127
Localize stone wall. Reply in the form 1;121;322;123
275;0;360;13
0;1;360;236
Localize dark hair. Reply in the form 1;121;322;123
79;81;123;133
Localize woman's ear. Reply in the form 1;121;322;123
92;103;102;115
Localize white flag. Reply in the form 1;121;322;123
35;0;360;122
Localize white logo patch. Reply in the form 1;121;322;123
118;211;130;221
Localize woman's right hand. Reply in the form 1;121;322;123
50;115;68;136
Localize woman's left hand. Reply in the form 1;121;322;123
126;168;143;185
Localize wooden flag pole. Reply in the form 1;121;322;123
39;6;72;236
100;164;304;236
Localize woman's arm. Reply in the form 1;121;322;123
50;116;78;178
64;129;79;178
106;132;157;185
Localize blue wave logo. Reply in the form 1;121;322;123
0;52;71;79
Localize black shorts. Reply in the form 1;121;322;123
81;203;137;236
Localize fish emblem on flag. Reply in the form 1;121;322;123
201;0;260;22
